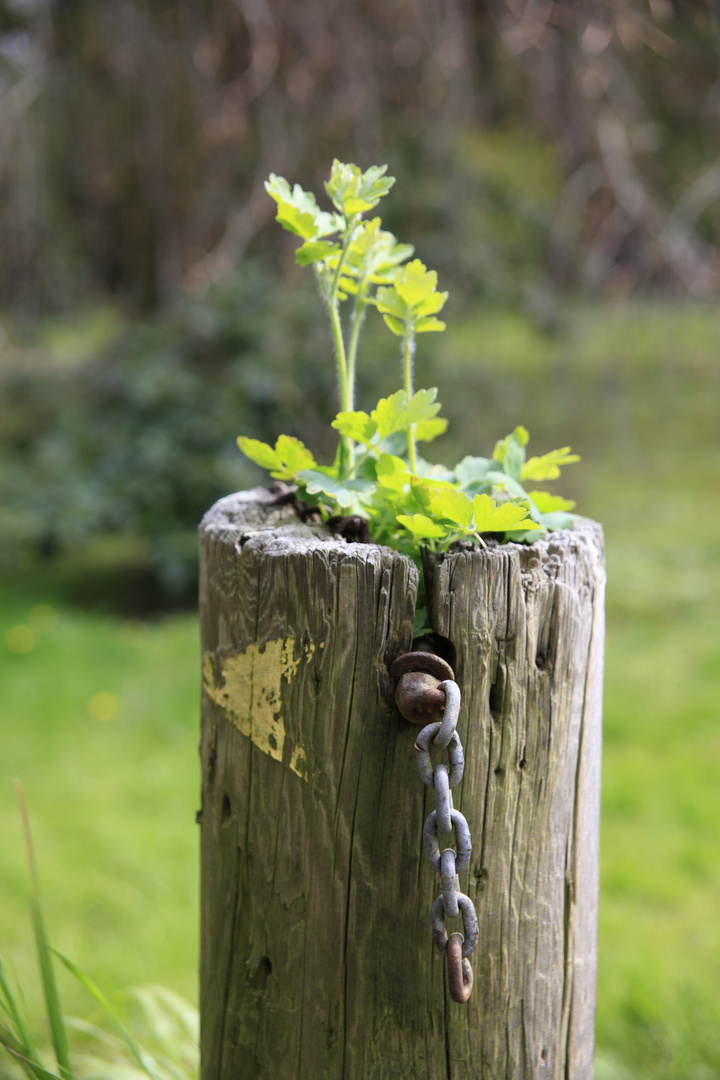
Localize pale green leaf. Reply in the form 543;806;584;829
274;435;316;476
539;511;580;531
414;417;448;443
415;317;446;333
521;448;580;482
396;514;446;539
414;460;455;481
297;470;375;509
274;202;318;240
493;426;529;480
383;314;404;335
370;388;441;439
430;488;474;529
374;286;407;320
403;388;441;427
455;456;492;486
331;410;377;445
324;160;395;216
485;470;529;500
472;494;541;533
393;259;438;307
295;240;340;266
414;291;448;317
376;454;410;492
528;491;577;513
371;390;407;438
494;425;530;464
265;174;343;239
410;476;455;515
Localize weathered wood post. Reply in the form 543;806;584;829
199;488;605;1080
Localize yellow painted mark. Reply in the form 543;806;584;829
203;639;315;776
289;744;309;781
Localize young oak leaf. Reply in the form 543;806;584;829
521;448;580;482
472;493;541;533
396;514;447;540
430;487;474;530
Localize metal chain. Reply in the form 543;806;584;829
414;678;478;1004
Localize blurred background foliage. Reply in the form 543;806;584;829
1;2;720;1079
2;0;720;591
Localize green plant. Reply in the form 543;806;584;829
0;784;198;1080
238;161;579;558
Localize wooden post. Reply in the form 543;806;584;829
199;488;605;1080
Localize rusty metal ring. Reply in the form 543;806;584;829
389;651;454;682
447;933;473;1003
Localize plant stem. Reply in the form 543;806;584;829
328;301;350;412
346;286;367;408
403;321;418;474
318;225;358;475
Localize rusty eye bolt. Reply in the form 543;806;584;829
389;651;455;724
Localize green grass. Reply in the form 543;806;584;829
1;300;719;1077
0;580;200;1030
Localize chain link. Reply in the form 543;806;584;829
412;675;479;1003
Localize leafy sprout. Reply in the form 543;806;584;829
240;160;580;559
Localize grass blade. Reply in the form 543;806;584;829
0;1023;63;1080
55;954;162;1080
15;781;72;1080
0;956;39;1067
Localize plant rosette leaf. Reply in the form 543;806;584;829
472;493;541;535
296;469;376;511
396;514;447;540
454;456;493;487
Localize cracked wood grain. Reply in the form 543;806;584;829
199;489;604;1080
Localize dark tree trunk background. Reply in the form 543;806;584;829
2;0;720;310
